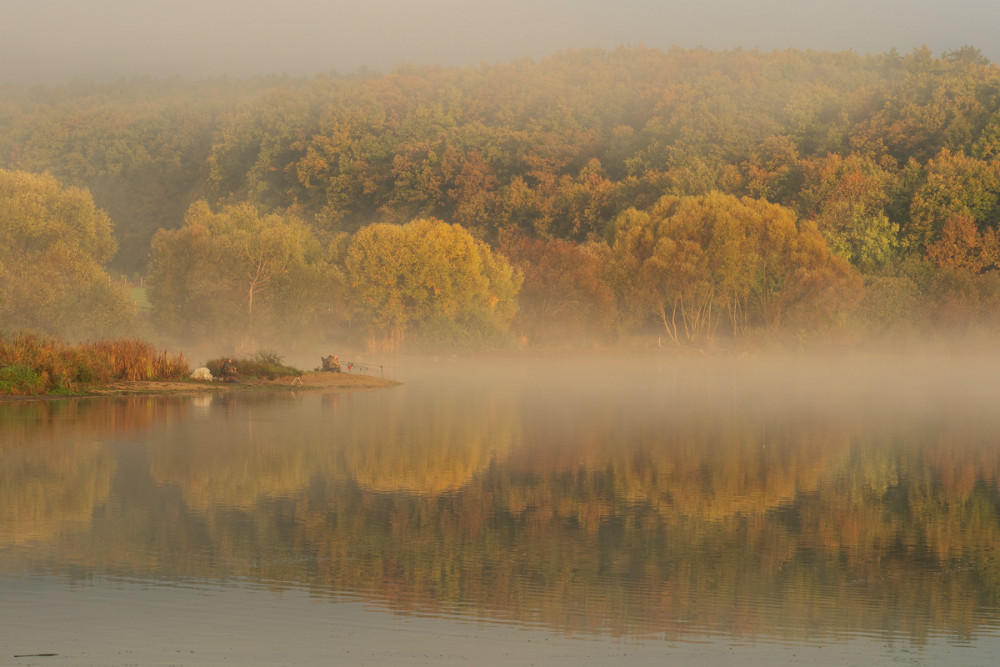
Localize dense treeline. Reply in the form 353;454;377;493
5;46;1000;349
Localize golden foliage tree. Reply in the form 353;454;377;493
344;218;522;351
609;192;862;342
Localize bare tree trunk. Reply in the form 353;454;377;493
727;295;747;337
657;302;680;345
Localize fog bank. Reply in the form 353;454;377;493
3;0;998;84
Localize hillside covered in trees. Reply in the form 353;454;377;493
3;45;1000;351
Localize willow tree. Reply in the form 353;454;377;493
147;201;338;346
345;218;521;352
610;192;862;342
0;169;136;339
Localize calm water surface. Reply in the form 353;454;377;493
2;354;999;665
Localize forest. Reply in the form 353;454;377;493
3;45;1000;351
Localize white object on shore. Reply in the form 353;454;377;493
190;367;213;380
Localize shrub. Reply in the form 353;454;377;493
0;365;45;395
205;351;301;380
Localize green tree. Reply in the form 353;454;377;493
797;153;901;274
147;201;333;347
0;169;136;339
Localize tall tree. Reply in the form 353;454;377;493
147;201;333;347
344;218;521;351
501;237;616;345
0;169;136;339
926;213;1000;274
797;153;901;274
908;148;1000;250
609;192;862;342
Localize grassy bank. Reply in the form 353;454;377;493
205;351;302;380
0;332;190;395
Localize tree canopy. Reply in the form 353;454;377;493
0;169;135;340
147;201;337;348
609;193;862;342
6;46;1000;348
344;218;521;351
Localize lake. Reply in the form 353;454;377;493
2;353;999;665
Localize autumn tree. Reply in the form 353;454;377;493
915;213;1000;334
609;192;862;342
926;214;1000;274
501;237;616;346
797;153;901;274
741;134;802;204
908;148;1000;250
776;219;865;330
0;169;136;340
344;218;521;351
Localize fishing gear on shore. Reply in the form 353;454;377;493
317;355;387;377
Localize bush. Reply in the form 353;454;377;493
205;351;302;380
0;365;45;395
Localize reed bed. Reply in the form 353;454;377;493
0;332;189;395
85;338;190;382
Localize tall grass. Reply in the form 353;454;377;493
85;339;190;381
0;332;189;395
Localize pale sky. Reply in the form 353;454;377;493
1;0;998;84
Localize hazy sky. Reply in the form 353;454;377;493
2;0;998;84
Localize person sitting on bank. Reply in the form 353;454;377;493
220;357;238;381
321;354;342;373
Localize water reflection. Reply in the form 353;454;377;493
0;396;189;547
1;359;999;650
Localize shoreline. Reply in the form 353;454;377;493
0;371;400;402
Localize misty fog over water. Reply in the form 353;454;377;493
5;0;1000;662
2;354;999;664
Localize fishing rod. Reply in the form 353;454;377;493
318;354;397;378
343;360;374;375
342;361;402;377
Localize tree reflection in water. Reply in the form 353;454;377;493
1;359;999;645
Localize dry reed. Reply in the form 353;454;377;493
0;332;190;395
